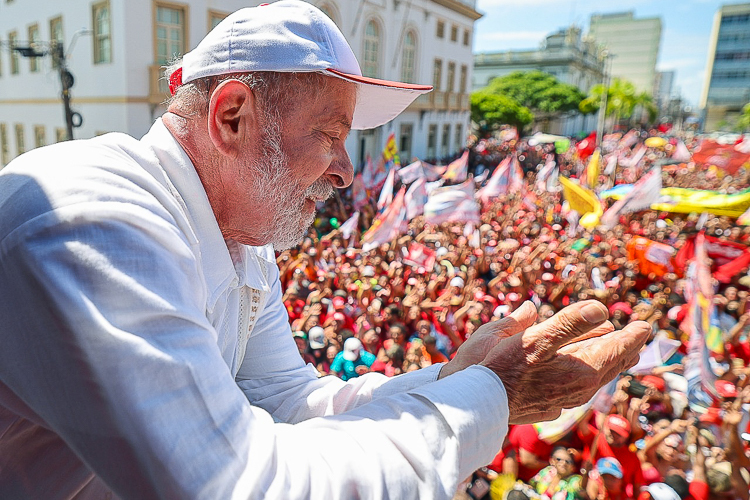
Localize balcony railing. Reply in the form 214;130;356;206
405;92;470;112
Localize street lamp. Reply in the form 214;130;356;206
11;29;90;141
595;49;611;150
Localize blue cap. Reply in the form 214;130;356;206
596;457;623;478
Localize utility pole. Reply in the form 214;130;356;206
595;50;610;150
50;41;79;141
11;32;87;141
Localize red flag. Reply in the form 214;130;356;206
692;139;750;175
576;132;597;161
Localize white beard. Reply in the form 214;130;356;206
252;119;334;251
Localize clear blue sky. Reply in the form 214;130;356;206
473;0;725;108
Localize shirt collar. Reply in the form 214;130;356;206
140;118;264;310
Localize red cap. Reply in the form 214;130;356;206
715;380;738;399
605;414;631;437
642;375;666;393
332;296;346;310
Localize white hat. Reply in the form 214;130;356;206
343;337;362;361
449;276;465;288
493;305;510;318
362;265;375;277
646;483;680;500
308;326;326;349
173;0;432;130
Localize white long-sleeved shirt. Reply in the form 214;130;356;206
0;119;509;499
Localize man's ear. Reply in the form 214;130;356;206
207;79;258;158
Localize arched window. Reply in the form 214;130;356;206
318;3;339;26
362;20;380;78
401;30;416;83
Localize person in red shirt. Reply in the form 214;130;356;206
584;415;644;498
508;424;554;482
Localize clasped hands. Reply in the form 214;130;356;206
438;300;650;424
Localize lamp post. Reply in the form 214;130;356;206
595;50;610;150
11;31;89;141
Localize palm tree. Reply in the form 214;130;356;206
580;78;657;130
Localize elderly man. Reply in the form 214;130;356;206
0;1;648;498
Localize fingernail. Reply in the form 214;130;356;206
581;303;607;323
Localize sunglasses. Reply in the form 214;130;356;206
553;456;575;465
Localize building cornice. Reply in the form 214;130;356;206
430;0;482;21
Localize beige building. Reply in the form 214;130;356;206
0;0;481;168
700;3;750;131
588;11;662;97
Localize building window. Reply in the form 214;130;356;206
433;58;442;91
362;20;380;78
317;3;340;26
55;128;67;143
427;124;437;159
9;31;19;75
0;124;8;167
436;20;444;39
459;64;467;93
401;30;416;84
209;11;227;30
15;124;25;157
399;123;413;164
92;1;112;64
455;124;463;151
441;124;450;157
50;16;64;69
450;25;458;42
447;62;455;93
34;126;46;148
463;29;470;46
156;4;187;64
27;24;42;72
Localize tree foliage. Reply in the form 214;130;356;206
579;78;658;123
737;103;750;132
470;91;533;135
484;70;586;115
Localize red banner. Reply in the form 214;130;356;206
692;139;750;175
674;234;750;283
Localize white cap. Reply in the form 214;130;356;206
173;1;432;130
343;337;362;361
362;265;375;277
646;484;680;500
450;276;465;288
308;326;325;349
494;305;510;318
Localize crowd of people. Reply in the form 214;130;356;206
278;127;750;500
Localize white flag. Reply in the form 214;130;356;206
377;167;396;211
600;166;661;229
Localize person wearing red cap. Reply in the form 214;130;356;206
584;414;644;497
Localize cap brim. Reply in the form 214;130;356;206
326;69;432;130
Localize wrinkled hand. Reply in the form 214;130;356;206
479;300;650;424
438;302;538;379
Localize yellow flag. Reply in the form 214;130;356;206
382;132;400;166
587;149;600;190
559;176;601;216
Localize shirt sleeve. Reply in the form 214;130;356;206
0;193;510;499
235;258;453;423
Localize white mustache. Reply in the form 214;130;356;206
304;179;334;202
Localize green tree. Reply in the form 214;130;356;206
580;78;657;126
470;91;533;136
485;71;586;121
736;103;750;131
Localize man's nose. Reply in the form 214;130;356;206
327;143;354;188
